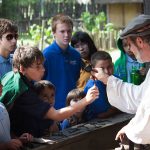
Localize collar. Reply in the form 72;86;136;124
126;54;137;63
53;41;70;54
0;55;12;64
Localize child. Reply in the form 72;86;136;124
34;80;55;106
84;51;119;120
114;38;146;84
0;45;99;137
0;18;18;78
0;81;33;150
43;14;81;109
60;89;86;130
34;80;59;135
71;31;97;90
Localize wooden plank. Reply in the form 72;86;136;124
23;113;133;150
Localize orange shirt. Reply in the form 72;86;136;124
77;60;91;91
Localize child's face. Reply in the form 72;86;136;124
53;23;73;49
0;32;17;55
122;39;136;60
94;59;114;76
21;61;45;81
70;99;85;117
74;42;90;60
39;87;55;106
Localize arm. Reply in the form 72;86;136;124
0;139;22;150
45;85;99;121
93;68;145;114
107;76;143;114
123;96;150;144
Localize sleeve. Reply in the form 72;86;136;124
84;80;95;94
15;90;51;119
60;119;70;130
125;88;150;144
107;75;144;114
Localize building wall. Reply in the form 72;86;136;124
107;3;143;29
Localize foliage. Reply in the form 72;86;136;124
45;0;76;3
29;19;53;47
81;12;95;31
81;11;114;33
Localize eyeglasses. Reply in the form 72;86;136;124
2;33;18;41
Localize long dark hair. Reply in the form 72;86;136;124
71;31;97;60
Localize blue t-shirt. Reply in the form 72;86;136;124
43;41;81;109
0;54;13;79
84;79;111;120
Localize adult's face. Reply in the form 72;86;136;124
53;22;72;50
127;37;150;63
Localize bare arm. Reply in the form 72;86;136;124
45;85;99;121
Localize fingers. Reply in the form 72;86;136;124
19;133;33;143
8;139;23;150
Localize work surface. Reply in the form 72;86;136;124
23;113;133;150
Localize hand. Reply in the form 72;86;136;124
5;139;23;150
85;84;99;104
91;68;109;84
19;133;33;143
115;126;128;144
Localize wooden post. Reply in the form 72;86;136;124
143;0;150;15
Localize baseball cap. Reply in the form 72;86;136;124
120;14;150;39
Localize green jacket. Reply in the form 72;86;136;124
0;71;28;108
114;38;127;81
114;38;145;83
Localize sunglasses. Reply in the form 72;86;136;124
3;33;18;41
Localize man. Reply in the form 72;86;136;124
92;14;150;146
0;18;18;78
43;14;81;109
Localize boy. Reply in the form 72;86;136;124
0;81;32;150
43;14;81;109
60;89;86;130
34;80;59;135
0;18;18;78
114;38;146;84
34;80;55;106
0;45;99;137
84;51;119;120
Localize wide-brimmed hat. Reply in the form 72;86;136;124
120;14;150;39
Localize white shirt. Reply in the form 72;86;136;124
107;70;150;144
0;102;11;142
